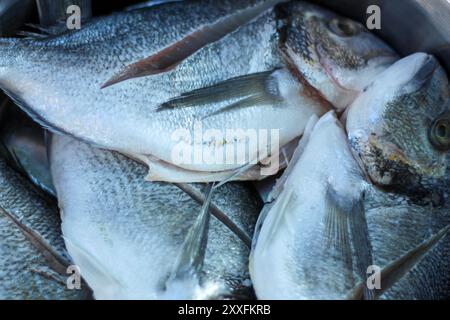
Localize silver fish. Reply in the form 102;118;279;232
346;52;450;204
0;0;395;182
346;53;450;299
0;157;90;299
250;111;372;299
49;134;261;299
251;109;450;299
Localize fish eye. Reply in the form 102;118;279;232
429;117;450;151
328;18;360;37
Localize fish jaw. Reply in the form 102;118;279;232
346;53;450;200
250;112;368;299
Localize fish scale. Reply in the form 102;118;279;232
0;158;89;299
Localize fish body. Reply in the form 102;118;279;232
251;54;450;299
250;112;369;299
0;0;395;180
0;157;89;299
49;134;261;299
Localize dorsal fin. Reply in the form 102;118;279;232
101;0;286;88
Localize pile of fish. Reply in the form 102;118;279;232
0;0;449;300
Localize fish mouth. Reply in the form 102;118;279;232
279;47;334;112
316;44;397;96
355;136;446;200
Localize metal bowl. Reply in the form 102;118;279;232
314;0;450;72
0;0;34;36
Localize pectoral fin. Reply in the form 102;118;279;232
101;0;286;88
175;183;252;248
156;70;283;116
167;183;214;283
324;184;374;299
268;115;319;202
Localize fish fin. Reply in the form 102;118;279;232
101;0;285;88
137;153;263;183
16;30;49;39
251;201;275;252
257;188;296;250
125;0;183;11
212;131;287;190
201;95;280;120
213;162;258;190
1;89;104;149
24;23;52;33
167;183;214;284
324;184;374;299
349;224;450;300
268;115;319;202
16;23;66;39
31;265;66;286
63;236;122;295
157;70;282;115
175;183;252;248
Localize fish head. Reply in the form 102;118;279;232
280;1;398;110
346;53;450;203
